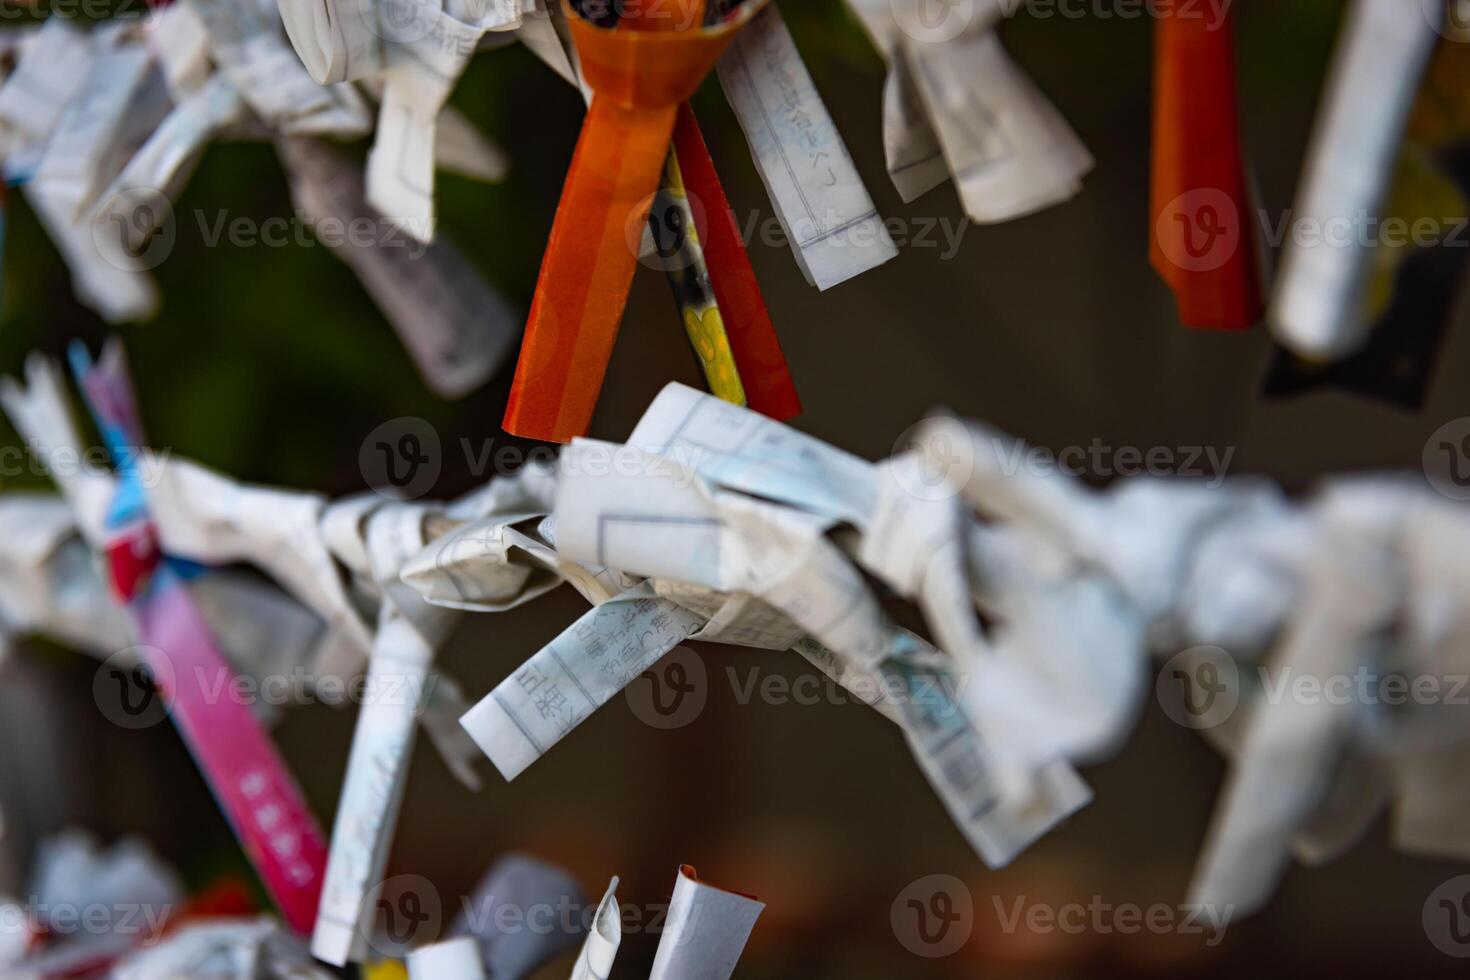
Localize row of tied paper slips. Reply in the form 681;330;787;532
2;830;707;979
0;0;1464;435
0;338;1468;976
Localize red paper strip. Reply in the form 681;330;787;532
1149;0;1262;330
673;102;801;420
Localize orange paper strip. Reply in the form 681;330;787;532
1149;0;1262;330
504;0;770;442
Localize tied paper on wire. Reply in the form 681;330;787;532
312;473;568;967
5;21;164;322
278;0;522;240
460;582;706;781
0;0;513;400
899;29;1091;222
844;0;1092;222
445;426;1090;868
311;501;457;967
187;0;363;132
413;495;1068;870
572;390;1112;857
623;386;1143;763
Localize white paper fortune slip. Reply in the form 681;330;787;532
277;0;522;240
147;1;214;99
648;866;763;980
657;393;1137;762
32;38;166;222
412;492;1069;869
276;135;518;398
448;425;1088;868
569;877;621;980
0;495;130;659
278;0;382;85
93;70;247;244
312;502;456;966
717;5;896;289
877;45;947;203
1187;520;1400;919
5;22;162;322
408;936;486;980
186;0;368;134
314;469;569;966
844;0;1092;222
899;28;1092;223
0;17;91;182
1268;0;1440;360
460;582;706;781
112;916;333;980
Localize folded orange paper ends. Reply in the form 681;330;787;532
504;0;797;443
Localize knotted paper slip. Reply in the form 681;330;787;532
1149;0;1261;330
70;341;328;935
503;0;776;442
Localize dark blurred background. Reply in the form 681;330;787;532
3;0;1469;976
